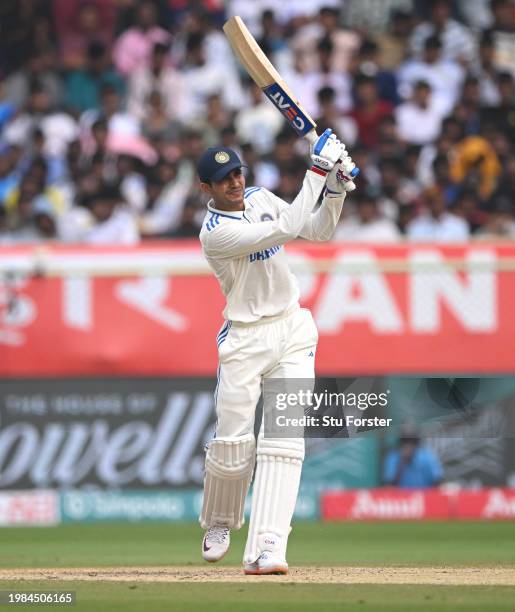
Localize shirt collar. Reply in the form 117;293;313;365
207;200;246;219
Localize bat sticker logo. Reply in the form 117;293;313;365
263;83;312;137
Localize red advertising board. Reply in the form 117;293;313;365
322;489;451;521
321;488;515;521
1;241;514;376
0;490;59;525
454;489;515;519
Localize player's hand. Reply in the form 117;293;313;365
310;129;345;174
325;153;358;195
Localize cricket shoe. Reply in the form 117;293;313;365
202;526;230;562
244;552;288;575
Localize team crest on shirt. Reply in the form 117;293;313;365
215;151;230;163
261;213;273;221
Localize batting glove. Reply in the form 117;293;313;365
310;129;345;176
325;154;359;196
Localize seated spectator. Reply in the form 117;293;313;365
291;5;361;73
352;37;399;106
429;153;461;204
454;76;482;136
79;84;135;145
400;144;425;202
198;94;234;147
409;0;476;64
314;86;358;147
138;159;194;237
376;158;413;220
480;72;515;142
398;35;464;116
112;0;170;77
4;175;42;242
2;50;62;110
235;81;284;155
257;9;288;58
476;196;515;240
60;183;138;244
490;0;515;33
383;425;443;489
31;195;58;241
492;154;515;202
333;191;401;242
65;41;125;115
180;32;244;121
349;74;393;150
255;130;306;192
128;42;186;123
397;202;417;236
416;118;464;188
396;80;446;145
141;91;181;144
56;1;114;70
471;31;503;107
407;189;470;241
375;9;414;71
301;36;353;117
449;136;502;201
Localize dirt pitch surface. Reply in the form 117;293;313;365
1;567;514;585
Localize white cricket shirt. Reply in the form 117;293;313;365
199;170;345;323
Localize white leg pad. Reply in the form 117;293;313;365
199;434;256;530
243;437;305;565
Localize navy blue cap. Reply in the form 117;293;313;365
197;147;246;183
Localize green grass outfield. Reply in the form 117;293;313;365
1;521;514;611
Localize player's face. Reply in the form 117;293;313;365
204;168;245;210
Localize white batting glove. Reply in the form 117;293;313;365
310;129;345;175
325;153;357;196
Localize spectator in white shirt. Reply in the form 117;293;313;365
409;0;476;64
128;42;186;123
407;190;470;241
180;33;244;122
333;191;402;242
291;5;361;73
396;80;446;145
60;183;139;244
299;36;354;116
235;82;283;154
398;35;464;116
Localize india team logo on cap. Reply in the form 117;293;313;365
214;151;230;164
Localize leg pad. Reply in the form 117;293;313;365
200;434;256;529
243;437;304;564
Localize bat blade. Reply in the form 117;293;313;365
223;16;359;180
223;16;317;139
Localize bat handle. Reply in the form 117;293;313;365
305;129;360;179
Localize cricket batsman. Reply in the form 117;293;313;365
197;129;356;575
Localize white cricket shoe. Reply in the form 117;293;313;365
244;552;288;575
202;526;230;562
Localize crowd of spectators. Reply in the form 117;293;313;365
0;0;514;244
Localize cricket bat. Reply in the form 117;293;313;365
223;16;359;178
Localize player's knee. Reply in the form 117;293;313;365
256;437;305;462
206;434;256;477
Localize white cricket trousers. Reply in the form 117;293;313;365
213;304;318;438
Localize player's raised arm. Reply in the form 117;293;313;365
263;147;358;242
199;131;344;259
299;152;358;241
